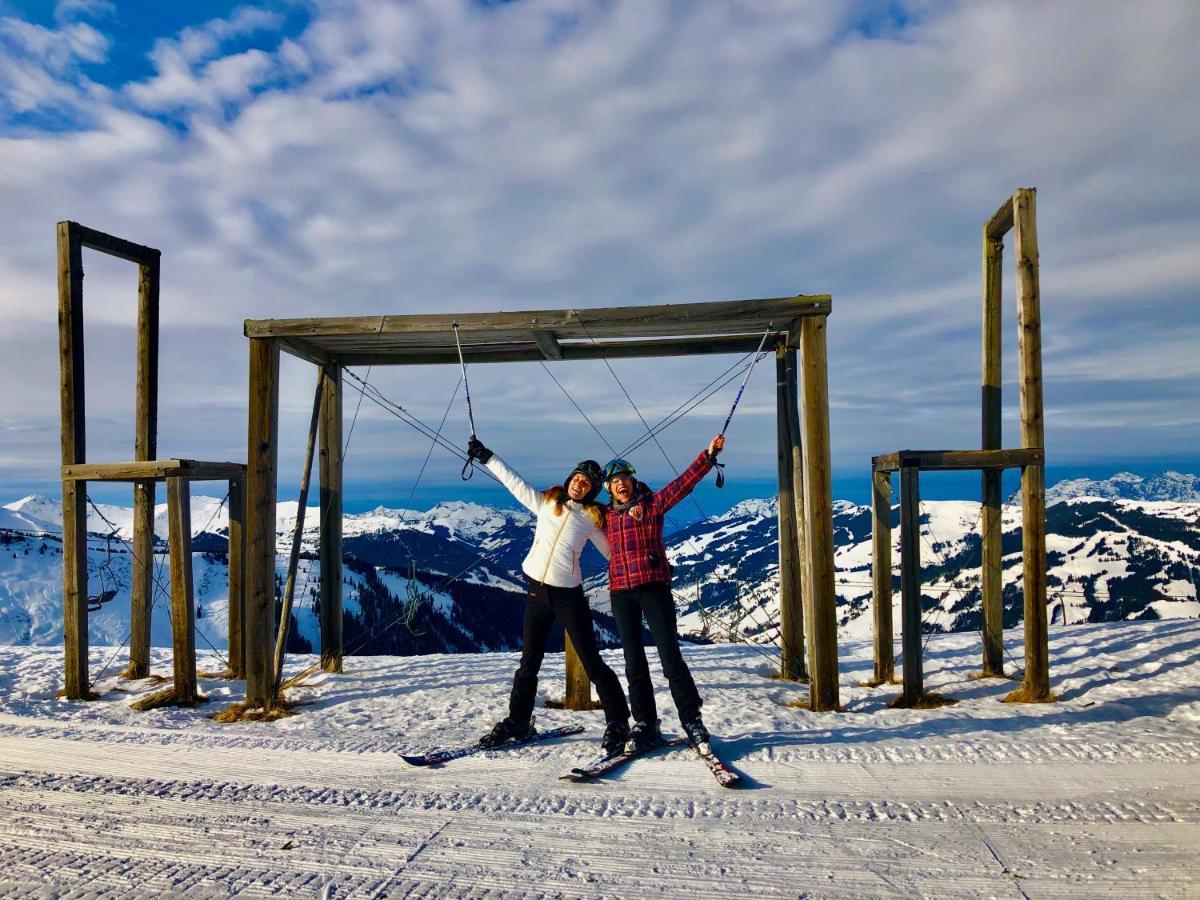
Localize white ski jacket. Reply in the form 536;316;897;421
485;454;610;589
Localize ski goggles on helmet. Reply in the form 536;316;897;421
603;458;636;483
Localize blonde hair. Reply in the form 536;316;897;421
542;486;605;529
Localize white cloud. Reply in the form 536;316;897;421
0;0;1197;495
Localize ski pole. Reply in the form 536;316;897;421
719;323;774;436
452;322;478;480
712;323;775;488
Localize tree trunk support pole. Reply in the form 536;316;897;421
898;465;923;705
272;373;325;700
227;477;246;678
57;222;89;699
980;224;1005;677
167;476;198;705
246;339;280;708
799;315;838;711
777;347;807;681
318;363;344;673
1008;187;1053;703
870;468;895;684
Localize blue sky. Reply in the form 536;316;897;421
0;0;1197;516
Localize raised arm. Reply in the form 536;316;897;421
476;447;541;514
654;436;725;513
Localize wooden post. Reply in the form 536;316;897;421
563;633;594;709
870;467;895;684
57;222;90;700
318;364;344;673
776;348;807;681
1007;187;1053;702
798;315;839;711
980;226;1005;677
898;464;923;705
273;373;324;698
246;338;280;708
167;476;198;705
127;255;160;679
226;477;246;678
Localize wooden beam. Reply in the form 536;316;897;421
294;333;789;367
57;221;89;700
898;465;923;706
62;459;247;481
871;468;895;685
128;254;160;680
273;372;324;699
562;633;595;710
226;477;246;679
799;315;839;711
984;195;1014;240
245;339;279;708
776;348;807;681
65;221;161;265
531;330;563;360
1008;187;1053;703
167;476;198;705
246;295;831;341
981;224;1005;678
872;448;1044;473
318;364;344;674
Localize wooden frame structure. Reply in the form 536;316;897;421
244;295;840;710
868;188;1053;706
56;222;246;702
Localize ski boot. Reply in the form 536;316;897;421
681;716;710;754
480;717;536;749
624;719;662;755
601;719;631;757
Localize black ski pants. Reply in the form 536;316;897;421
609;581;702;726
508;576;630;727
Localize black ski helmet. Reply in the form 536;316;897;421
564;460;603;503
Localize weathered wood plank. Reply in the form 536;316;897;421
65;221;160;265
871;468;895;685
246;295;831;341
284;333;789;367
984;195;1014;240
899;465;923;705
981;223;1005;677
318;364;344;674
57;222;89;700
167;476;197;705
562;633;594;710
872;448;1044;473
531;330;563;360
62;459;247;481
245;339;279;708
273;372;324;699
226;477;246;680
799;315;838;712
1009;187;1052;703
127;479;154;680
776;348;807;682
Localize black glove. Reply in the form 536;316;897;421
467;437;493;463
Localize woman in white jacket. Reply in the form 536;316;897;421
467;436;631;756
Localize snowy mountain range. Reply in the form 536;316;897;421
1;471;1196;657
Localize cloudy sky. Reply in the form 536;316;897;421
1;0;1197;514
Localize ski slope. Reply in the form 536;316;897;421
1;620;1198;897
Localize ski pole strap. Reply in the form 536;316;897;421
461;455;474;481
712;459;726;488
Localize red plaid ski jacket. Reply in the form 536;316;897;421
605;450;714;591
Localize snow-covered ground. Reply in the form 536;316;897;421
2;619;1198;897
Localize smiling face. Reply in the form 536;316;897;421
567;472;593;501
608;473;635;503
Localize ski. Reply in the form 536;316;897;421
400;723;585;766
690;742;741;788
560;736;688;781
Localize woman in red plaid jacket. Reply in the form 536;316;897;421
603;434;725;755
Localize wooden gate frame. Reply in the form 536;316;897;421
56;222;246;701
243;296;841;711
868;188;1054;706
